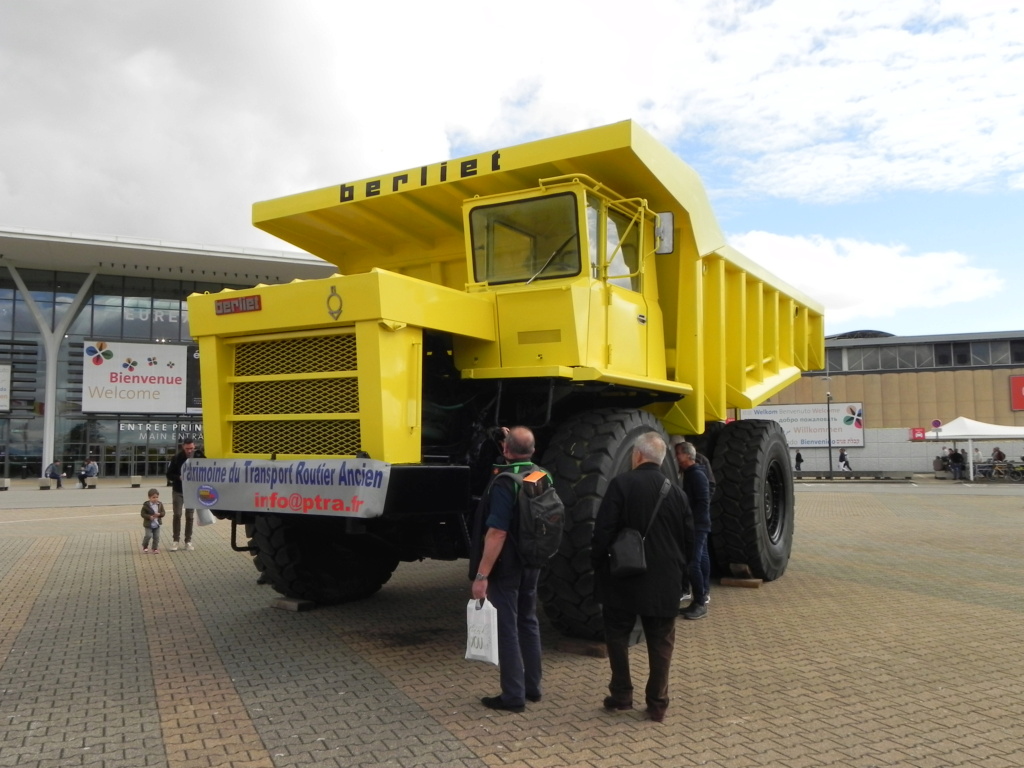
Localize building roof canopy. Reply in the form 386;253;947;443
0;226;334;285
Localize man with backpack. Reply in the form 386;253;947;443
470;426;549;713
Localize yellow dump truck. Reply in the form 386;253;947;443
185;120;824;638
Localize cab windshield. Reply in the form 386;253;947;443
469;193;581;284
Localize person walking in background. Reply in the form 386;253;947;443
165;439;197;551
838;449;852;471
675;441;711;620
794;451;803;471
469;426;543;713
140;488;166;553
592;432;692;723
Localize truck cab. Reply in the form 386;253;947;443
460;177;663;381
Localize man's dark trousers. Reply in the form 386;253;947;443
488;566;542;707
602;605;676;714
689;530;711;604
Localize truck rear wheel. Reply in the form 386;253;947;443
539;408;675;639
251;514;399;604
710;419;794;581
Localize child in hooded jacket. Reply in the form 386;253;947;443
141;489;166;553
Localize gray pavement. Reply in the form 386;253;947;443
0;477;1021;767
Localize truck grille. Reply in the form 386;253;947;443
233;420;361;455
230;333;361;456
234;379;359;414
234;335;358;375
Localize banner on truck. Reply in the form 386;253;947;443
181;458;392;519
740;402;865;448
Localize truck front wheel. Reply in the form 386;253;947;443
710;419;794;581
539;408;676;639
251;514;399;604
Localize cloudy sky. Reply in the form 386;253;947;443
1;0;1021;337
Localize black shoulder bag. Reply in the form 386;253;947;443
609;478;671;579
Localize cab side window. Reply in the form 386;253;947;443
606;208;640;292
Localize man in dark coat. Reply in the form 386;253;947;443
591;432;693;722
676;441;711;619
165;439;197;550
948;447;964;480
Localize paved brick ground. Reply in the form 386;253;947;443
0;478;1021;767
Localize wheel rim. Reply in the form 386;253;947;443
764;459;786;543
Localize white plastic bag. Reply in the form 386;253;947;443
196;507;215;526
465;598;499;665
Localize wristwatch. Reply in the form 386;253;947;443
475;573;488;581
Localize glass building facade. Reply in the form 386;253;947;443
2;267;249;479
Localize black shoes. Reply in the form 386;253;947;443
526;693;542;703
646;707;666;722
481;695;525;713
682;602;708;620
603;696;634;711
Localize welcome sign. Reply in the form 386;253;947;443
740;402;866;448
82;341;190;414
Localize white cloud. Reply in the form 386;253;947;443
0;0;1021;250
729;230;1004;326
429;1;1024;203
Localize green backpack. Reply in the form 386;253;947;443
495;464;565;568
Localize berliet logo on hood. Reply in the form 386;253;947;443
215;295;262;315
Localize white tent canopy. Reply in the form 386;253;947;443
924;416;1024;441
923;416;1024;480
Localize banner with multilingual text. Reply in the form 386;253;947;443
181;458;391;518
740;402;865;448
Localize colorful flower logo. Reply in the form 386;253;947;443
85;342;114;366
166;361;175;369
147;357;158;366
122;358;138;372
844;407;864;429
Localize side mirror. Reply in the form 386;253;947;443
654;212;674;254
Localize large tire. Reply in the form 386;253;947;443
539;408;676;639
251;514;399;604
710;419;794;581
244;521;266;579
